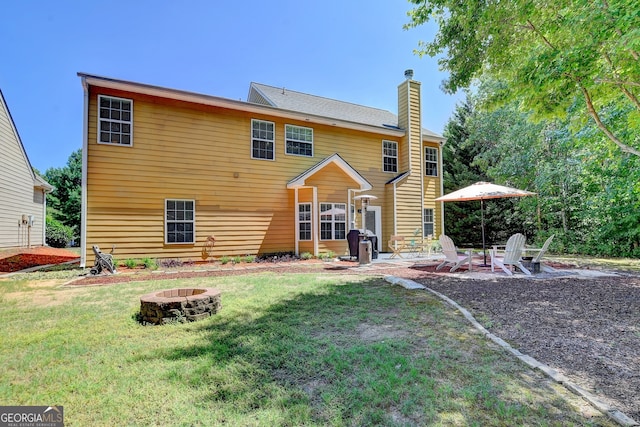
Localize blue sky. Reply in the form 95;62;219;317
1;0;463;172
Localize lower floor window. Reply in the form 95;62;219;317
166;199;195;243
423;208;434;237
320;203;346;240
298;203;311;241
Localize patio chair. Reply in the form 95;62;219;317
388;235;407;259
491;233;530;275
418;234;434;258
436;235;472;272
530;235;556;273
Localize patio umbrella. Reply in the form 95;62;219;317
435;182;536;266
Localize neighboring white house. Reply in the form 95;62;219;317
0;89;52;249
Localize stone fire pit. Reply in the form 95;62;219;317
139;287;221;325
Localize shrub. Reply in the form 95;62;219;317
244;255;256;263
300;252;313;260
123;259;137;269
232;256;242;264
142;257;157;269
220;256;231;265
46;216;75;248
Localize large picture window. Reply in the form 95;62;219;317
165;199;195;244
320;203;346;240
382;140;398;172
423;208;434;237
251;119;275;160
425;147;438;177
285;125;313;157
98;95;132;146
298;203;312;241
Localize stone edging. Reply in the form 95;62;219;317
383;275;639;427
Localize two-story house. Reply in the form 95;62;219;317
78;71;444;266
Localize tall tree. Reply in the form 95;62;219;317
405;0;640;157
44;149;82;231
441;97;489;246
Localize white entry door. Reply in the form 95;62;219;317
364;206;382;252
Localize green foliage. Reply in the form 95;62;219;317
231;256;242;264
219;256;231;265
300;252;313;260
439;80;640;257
318;251;336;261
141;257;157;269
405;0;640;157
123;259;137;269
244;255;256;263
45;215;74;248
44;149;82;235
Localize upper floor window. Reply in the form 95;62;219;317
251;119;275;160
320;203;346;240
98;95;132;146
298;203;312;241
382;140;398;172
285;125;313;157
425;147;438;177
165;199;195;244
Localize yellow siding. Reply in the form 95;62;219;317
85;86;415;262
85;78;443;262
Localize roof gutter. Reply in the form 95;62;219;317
78;73;405;138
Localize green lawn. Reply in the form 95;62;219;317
0;270;613;426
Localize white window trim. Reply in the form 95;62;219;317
285;124;314;157
319;202;347;241
423;208;435;237
251;119;276;161
298;203;312;241
382;140;398;173
164;199;196;245
425;147;439;177
97;95;133;147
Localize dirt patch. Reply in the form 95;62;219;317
357;323;408;342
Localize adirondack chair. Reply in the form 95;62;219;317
530;235;555;273
436;235;472;272
491;233;530;275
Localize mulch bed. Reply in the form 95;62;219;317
0;247;79;273
411;270;640;423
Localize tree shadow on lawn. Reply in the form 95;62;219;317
132;277;612;426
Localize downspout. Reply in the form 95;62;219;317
393;182;397;235
41;190;46;245
439;140;445;236
80;77;89;268
313;187;318;256
294;188;299;256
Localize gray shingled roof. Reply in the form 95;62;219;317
248;82;442;140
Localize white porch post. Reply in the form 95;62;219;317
313;187;318;257
294;188;299;256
